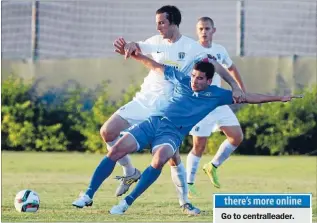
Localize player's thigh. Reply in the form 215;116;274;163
216;105;241;129
151;133;182;168
101;100;153;140
108;133;139;161
100;113;130;140
215;106;243;141
220;125;243;145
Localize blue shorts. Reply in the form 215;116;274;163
123;116;184;153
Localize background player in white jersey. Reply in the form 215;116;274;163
98;5;243;214
186;17;246;196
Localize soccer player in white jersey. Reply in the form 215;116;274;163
74;5;243;215
122;17;246;198
186;17;246;196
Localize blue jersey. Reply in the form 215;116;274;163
160;66;233;135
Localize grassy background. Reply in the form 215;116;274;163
2;152;316;222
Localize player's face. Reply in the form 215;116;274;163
156;13;173;39
191;69;212;92
196;20;216;43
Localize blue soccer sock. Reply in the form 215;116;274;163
124;165;162;206
85;156;116;198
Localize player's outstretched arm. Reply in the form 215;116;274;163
244;93;303;104
131;53;165;74
228;64;246;92
114;37;165;74
210;60;239;90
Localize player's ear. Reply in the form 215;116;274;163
212;27;216;34
207;78;212;85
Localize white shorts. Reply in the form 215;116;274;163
190;105;240;137
115;100;158;126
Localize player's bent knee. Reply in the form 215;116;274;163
99;125;108;141
104;130;120;143
100;114;130;143
107;134;137;161
100;123;119;142
151;146;175;169
226;128;244;146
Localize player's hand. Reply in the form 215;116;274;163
124;42;140;59
114;37;127;56
232;88;246;103
281;95;303;102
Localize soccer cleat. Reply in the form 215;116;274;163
109;199;129;215
114;168;141;197
188;183;199;198
181;203;201;216
203;163;221;188
72;193;93;208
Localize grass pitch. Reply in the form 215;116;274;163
2;152;316;222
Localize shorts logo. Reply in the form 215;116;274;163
195;126;200;132
178;52;186;60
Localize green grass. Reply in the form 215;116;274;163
2;152;316;222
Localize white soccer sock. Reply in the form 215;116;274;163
106;138;135;176
186;152;201;184
211;139;237;167
170;163;190;206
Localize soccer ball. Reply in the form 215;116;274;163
14;189;40;212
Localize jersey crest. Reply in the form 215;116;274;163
178;52;186;60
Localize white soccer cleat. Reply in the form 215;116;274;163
115;168;141;197
109;199;129;215
72;193;93;208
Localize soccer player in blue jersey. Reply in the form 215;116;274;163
73;41;300;215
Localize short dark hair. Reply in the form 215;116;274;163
193;61;215;80
198;17;215;27
156;5;182;27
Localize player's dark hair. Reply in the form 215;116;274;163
156;5;182;27
193;61;215;80
198;17;215;27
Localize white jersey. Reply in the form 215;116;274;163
202;42;233;87
134;35;205;113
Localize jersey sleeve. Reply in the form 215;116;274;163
164;65;186;84
217;87;234;106
137;36;161;55
221;47;233;68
